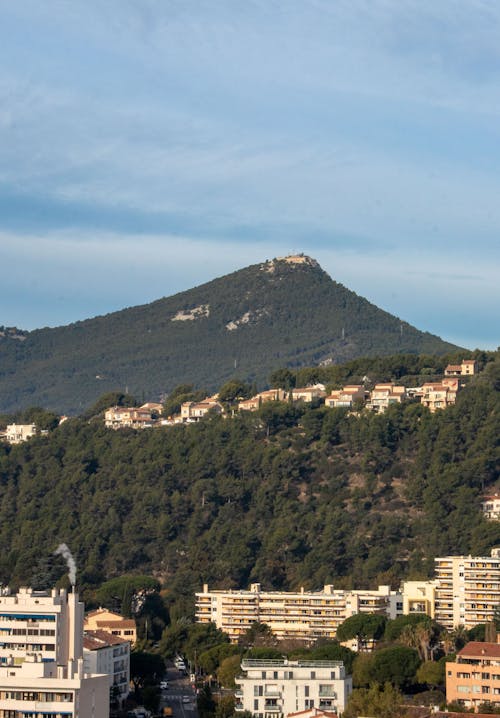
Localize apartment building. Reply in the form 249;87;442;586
401;580;437;619
0;587;84;666
83;630;130;706
195;583;402;643
434;550;500;629
0;587;108;718
235;658;352;717
446;642;500;709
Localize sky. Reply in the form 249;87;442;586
1;1;499;350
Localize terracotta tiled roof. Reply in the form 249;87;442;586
84;629;130;649
458;641;500;658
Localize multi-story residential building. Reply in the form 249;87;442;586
419;378;459;413
235;658;352;716
324;386;365;410
446;641;500;709
84;609;136;645
0;587;83;666
195;583;402;643
4;424;37;444
445;360;478;377
366;384;406;413
482;495;500;521
400;581;437;619
0;587;109;718
83;630;130;706
434;550;500;629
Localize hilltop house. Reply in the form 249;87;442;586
180;396;224;422
238;389;288;411
445;359;478;377
482;495;500;521
104;405;157;429
291;385;326;402
324;385;365;409
366;383;406;413
5;423;38;444
419;378;459;412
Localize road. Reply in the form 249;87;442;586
160;665;197;718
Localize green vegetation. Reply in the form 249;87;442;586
0;351;497;610
0;257;460;413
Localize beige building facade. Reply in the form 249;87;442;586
434;550;500;629
196;583;402;643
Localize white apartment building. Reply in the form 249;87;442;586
83;630;130;707
196;583;403;643
0;587;109;718
0;587;83;666
434;549;500;629
235;658;352;717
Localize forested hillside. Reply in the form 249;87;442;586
0;256;458;413
0;353;498;610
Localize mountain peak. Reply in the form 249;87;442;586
260;254;321;273
0;257;460;413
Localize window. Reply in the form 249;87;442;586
254;700;259;711
304;686;309;697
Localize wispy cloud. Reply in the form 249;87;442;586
0;1;499;347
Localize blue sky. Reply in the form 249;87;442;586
1;1;499;349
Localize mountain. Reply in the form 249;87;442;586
0;255;459;414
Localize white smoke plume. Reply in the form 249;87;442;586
54;544;77;586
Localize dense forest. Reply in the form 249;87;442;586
0;351;498;615
0;256;458;413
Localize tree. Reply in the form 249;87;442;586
218;380;252;403
94;575;161;617
343;682;407;718
269;369;296;390
130;650;165;693
336;613;387;643
416;660;445;689
197;684;216;718
217;654;242;688
215;695;236;718
238;622;277;648
371;646;421;689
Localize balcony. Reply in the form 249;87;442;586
264;704;281;712
235;704;244;712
